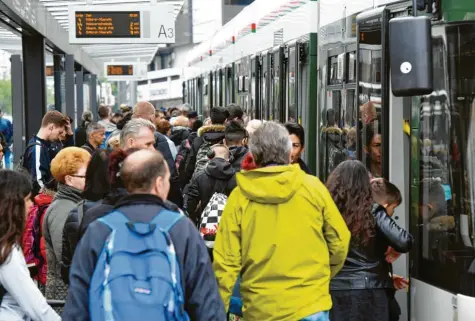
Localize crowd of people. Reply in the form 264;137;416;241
0;101;413;321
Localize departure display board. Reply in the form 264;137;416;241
75;11;140;38
107;65;134;76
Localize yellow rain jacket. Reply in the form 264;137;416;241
213;164;350;321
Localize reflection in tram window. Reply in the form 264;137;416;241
364;121;382;178
413;23;475;298
358;28;384;178
288;70;296;122
321;91;347;179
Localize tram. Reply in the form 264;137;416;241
184;0;475;320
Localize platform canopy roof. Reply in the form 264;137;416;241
0;0;184;74
40;0;184;63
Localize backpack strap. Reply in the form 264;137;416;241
151;209;185;233
99;209;184;232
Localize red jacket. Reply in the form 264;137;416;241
22;193;53;285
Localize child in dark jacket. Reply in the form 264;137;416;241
371;178;410;321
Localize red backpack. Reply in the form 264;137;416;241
22;193;52;285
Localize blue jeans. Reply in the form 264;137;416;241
301;311;329;321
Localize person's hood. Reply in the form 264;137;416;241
53;183;83;203
34;193;54;206
98;120;117;132
229;146;248;161
236;164;304;204
322;126;342;143
205;158;235;180
198;124;226;142
170;127;190;145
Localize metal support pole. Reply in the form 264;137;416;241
53;54;63;112
118;81;127;106
11;55;24;164
76;69;84;128
89;74;98;117
65;55;75;122
22;33;46;140
129;81;137;105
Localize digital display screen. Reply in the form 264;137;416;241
359;29;382;45
75;11;140;38
107;65;134;76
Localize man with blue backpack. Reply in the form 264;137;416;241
63;149;226;321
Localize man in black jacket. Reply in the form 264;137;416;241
184;107;228;184
184;144;237;225
224;121;248;172
63;149;226;321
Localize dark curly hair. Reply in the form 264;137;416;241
326;160;375;246
0;170;32;265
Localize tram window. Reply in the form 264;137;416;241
347;52;356;83
358;27;384;178
413;23;475;297
288;70;296;122
321;90;347;179
262;71;267;120
328;56;343;85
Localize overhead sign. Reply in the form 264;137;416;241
69;4;176;44
75;11;141;38
104;62;147;80
107;64;134;77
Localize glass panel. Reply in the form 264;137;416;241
288;47;297;122
359;26;383;178
414;23;475;297
322;90;347;179
203;76;209;118
273;52;280;122
251;60;256;120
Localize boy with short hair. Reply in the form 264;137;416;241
371;178;410;321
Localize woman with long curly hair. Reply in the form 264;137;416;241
326;160;413;321
0;170;60;321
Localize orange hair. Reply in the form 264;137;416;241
50;147;91;183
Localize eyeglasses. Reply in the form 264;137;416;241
70;174;86;178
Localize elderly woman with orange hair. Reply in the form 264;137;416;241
42;147;91;306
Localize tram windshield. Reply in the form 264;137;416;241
416;22;475;296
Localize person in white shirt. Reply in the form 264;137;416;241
0;170;60;321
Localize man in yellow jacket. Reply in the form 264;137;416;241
213;122;351;321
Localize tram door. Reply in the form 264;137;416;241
218;69;224;107
271;47;285;122
297;42;309;125
287;45;297;123
202;73;211;118
196;77;203;116
225;65;234;105
251;56;260;120
261;54;270;120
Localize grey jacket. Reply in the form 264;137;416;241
43;183;82;301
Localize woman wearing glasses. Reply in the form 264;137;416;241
42;147;91;309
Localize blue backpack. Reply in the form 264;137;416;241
89;209;190;321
